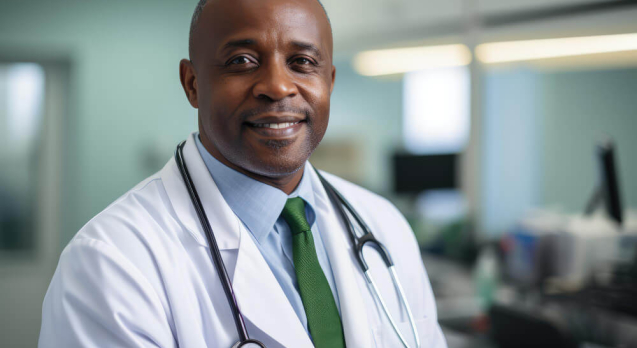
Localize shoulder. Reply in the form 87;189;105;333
71;173;173;248
41;177;178;346
64;164;192;278
46;169;181;316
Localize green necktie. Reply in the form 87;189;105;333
281;197;346;348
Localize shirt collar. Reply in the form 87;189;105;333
194;134;316;244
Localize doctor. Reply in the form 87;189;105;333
39;0;447;347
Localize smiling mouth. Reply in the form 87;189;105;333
244;119;307;139
250;121;302;129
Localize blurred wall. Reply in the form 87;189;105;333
0;2;201;346
326;59;403;193
481;68;541;236
0;0;198;246
541;68;637;212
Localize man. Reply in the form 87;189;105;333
39;0;447;347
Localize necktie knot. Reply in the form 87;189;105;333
281;197;311;235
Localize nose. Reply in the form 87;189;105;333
252;61;298;101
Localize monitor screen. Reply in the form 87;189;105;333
585;140;623;225
392;153;457;194
598;141;623;224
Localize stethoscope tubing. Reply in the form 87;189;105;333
174;142;254;345
314;170;395;271
314;169;421;348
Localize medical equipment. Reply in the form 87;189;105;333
174;141;421;348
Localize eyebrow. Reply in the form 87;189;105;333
220;39;322;59
291;41;322;59
221;39;256;52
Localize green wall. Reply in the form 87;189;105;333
327;59;404;192
481;66;637;236
541;68;637;212
0;0;199;244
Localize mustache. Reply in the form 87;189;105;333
239;104;312;121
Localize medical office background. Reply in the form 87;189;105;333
1;0;637;347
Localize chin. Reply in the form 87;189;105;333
246;153;308;178
250;147;314;179
219;129;323;179
256;163;305;178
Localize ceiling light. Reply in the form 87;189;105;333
476;33;637;64
353;44;472;76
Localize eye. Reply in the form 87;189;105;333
229;56;251;65
293;57;313;65
224;55;259;72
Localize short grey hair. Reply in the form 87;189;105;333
188;0;330;60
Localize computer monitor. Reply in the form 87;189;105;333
392;153;457;194
584;140;623;225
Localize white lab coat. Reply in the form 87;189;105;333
39;133;447;348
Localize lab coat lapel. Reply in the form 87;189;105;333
308;164;375;348
233;222;313;348
161;133;240;249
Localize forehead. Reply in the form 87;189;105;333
194;0;332;58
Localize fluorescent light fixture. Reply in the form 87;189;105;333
353;44;472;76
477;33;637;64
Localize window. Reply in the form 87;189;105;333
0;63;45;252
403;67;470;154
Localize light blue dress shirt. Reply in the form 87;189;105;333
194;134;340;335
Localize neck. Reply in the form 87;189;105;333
198;134;304;195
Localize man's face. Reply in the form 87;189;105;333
183;0;335;178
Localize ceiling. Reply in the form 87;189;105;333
321;0;637;54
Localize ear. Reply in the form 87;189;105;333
179;59;199;108
329;65;336;94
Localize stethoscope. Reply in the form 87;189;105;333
175;140;421;348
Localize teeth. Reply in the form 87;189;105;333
254;122;299;129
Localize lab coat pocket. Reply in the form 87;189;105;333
373;316;436;348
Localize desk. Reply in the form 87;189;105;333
423;253;637;348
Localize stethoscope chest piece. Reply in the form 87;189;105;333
232;339;266;348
